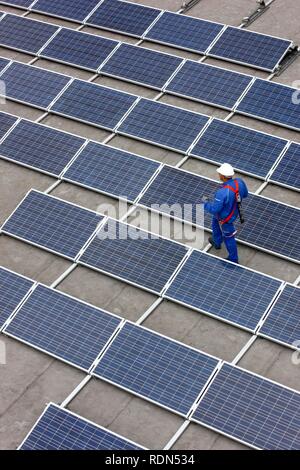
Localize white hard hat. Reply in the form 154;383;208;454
216;163;235;177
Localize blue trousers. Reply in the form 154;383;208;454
212;217;238;263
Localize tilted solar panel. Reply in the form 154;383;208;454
0;0;33;7
191;119;288;178
166;61;253;110
192;363;300;449
32;0;100;22
93;322;219;415
87;0;161;37
41;28;118;71
0;111;18;140
209;26;292;72
118;98;209;153
101;43;182;89
0;14;58;54
5;284;121;370
20;404;143;450
2;190;103;260
0;57;10;73
0;62;71;110
145;11;224;54
63;142;160;202
0;120;85;176
269;142;300;191
165;251;282;331
0;267;34;329
79;220;188;294
237;79;300;131
51;79;137;130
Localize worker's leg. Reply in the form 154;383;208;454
222;223;238;263
211;217;223;248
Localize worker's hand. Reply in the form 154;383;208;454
201;195;209;203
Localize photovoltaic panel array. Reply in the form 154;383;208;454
101;43;182;89
145;11;224;54
192;363;300;449
0;120;85;176
0;0;33;7
20;404;143;450
0;57;9;72
0;62;70;109
51;79;137;130
93;322;219;415
165;251;282;331
87;0;161;37
237;79;300;131
0;14;58;54
63;142;160;202
191;119;288;178
209;26;292;72
5;284;121;370
270;142;300;191
32;0;101;22
166;61;253;110
41;28;118;72
79;221;188;294
118;99;209;153
259;284;300;349
0;267;33;329
2;190;103;260
0;111;18;140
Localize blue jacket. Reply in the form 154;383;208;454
204;177;248;223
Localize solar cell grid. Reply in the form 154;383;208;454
0;111;18;140
0;0;33;7
32;0;100;22
270;142;300;191
0;57;10;73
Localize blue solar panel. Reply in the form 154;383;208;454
191;119;288;178
0;62;70;110
87;0;161;37
0;111;18;140
193;363;300;449
0;0;33;7
20;404;143;450
32;0;100;22
64;142;160;202
0;267;33;329
0;14;58;54
0;120;85;176
166;61;252;110
118;99;209;153
2;190;103;260
51;79;137;130
237;79;300;131
165;251;281;331
79;221;188;293
270;142;300;190
93;322;219;415
145;11;224;54
41;28;118;71
5;284;121;370
209;26;292;71
0;57;10;72
259;285;300;348
101;43;182;89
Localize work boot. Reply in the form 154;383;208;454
208;236;221;250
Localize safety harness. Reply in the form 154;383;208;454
219;179;243;225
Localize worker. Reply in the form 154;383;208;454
202;163;248;264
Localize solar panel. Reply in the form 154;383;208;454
191;119;288;178
79;220;188;294
0;0;33;7
41;28;118;72
63;142;160;202
118;98;209;153
0;62;70;110
20;404;143;450
32;0;100;22
270;142;300;191
2;190;103;260
0;57;10;73
237;79;300;131
0;120;85;176
192;363;300;450
93;322;219;415
259;284;300;349
5;284;121;370
0;267;34;329
165;251;281;331
0;111;18;140
87;0;161;37
51;79;137;130
209;26;292;71
166;61;253;110
0;14;58;54
145;11;224;54
101;43;182;90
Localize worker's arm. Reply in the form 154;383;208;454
238;179;249;199
203;189;225;215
